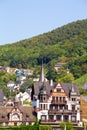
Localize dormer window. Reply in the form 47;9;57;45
2;115;5;118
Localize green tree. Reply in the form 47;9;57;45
57;72;74;82
39;125;52;130
46;64;57;81
20;78;33;92
60;122;73;130
0;85;10;97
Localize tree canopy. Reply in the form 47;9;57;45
0;19;87;81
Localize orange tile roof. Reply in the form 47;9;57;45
10;68;16;71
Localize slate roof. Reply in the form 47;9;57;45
33;64;80;98
33;81;53;96
60;82;80;96
20;106;36;122
33;81;80;98
0;106;36;123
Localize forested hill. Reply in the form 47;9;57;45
0;19;87;80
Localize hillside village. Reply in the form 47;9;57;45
0;20;87;130
0;63;87;130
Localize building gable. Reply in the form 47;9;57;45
9;107;22;122
52;82;67;97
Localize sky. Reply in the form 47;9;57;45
0;0;87;45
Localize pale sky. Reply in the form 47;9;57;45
0;0;87;45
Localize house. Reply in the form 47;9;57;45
6;67;17;73
7;81;15;88
15;91;31;105
32;64;81;126
0;101;36;126
54;62;66;72
15;69;22;75
16;75;26;85
7;81;16;91
7;81;20;92
21;69;34;76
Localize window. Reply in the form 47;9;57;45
64;115;68;121
56;115;61;120
65;105;68;110
63;97;65;101
49;115;53;120
57;89;61;92
53;106;55;110
71;116;76;121
12;114;20;121
44;104;45;109
52;96;55;100
72;105;75;111
56;97;58;101
60;97;62;101
72;98;76;101
40;104;42;110
41;115;46;120
44;97;46;100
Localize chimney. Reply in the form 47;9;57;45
50;79;53;86
71;83;74;92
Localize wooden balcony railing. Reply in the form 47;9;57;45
51;100;66;104
48;110;77;114
40;119;77;124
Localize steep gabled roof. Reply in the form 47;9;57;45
61;83;80;96
34;81;53;96
33;82;80;98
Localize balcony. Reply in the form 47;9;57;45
40;119;77;125
48;110;77;114
51;100;66;105
40;119;62;124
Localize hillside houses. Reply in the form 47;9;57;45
0;64;84;129
0;66;33;76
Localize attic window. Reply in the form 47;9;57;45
26;114;29;118
57;88;61;92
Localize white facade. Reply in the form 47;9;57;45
33;82;81;125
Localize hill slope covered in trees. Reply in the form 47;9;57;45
0;19;87;80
